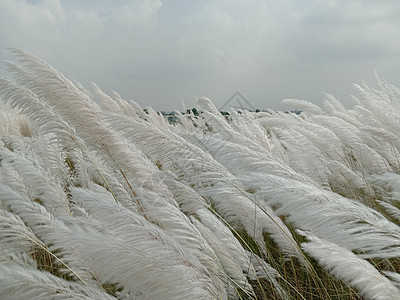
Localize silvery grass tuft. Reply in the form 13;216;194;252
1;49;400;299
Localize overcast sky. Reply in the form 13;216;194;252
1;0;400;111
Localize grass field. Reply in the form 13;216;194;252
1;49;400;299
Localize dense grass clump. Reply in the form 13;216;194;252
1;50;400;299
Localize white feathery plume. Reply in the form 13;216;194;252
0;264;116;300
197;97;221;114
322;92;347;114
143;106;171;128
378;201;400;222
61;187;223;299
352;110;400;171
161;173;210;214
199;180;306;262
0;208;38;268
119;108;309;260
88;166;138;209
196;98;269;154
0;177;224;299
281;98;323;115
352;82;400;160
190;217;252;299
196;208;257;277
326;160;371;199
300;231;400;300
24;83;233;298
242;173;400;259
312;114;391;174
0;77;82;151
257;109;304;129
173;136;309;261
226;109;273;152
192;208;256;298
72;78;93;99
0;102;34;138
175;108;212;134
3;49;400;299
119;96;151;120
27;136;72;187
375;72;400;109
0;253;37;270
91;83;123;114
69;184;229;299
6;49;98;115
102;110;305;261
100;110;228;179
0;148;71;218
289;121;342;162
256;111;309;162
369;173;400;202
173;110;202;132
266;126;330;186
93;83;148;121
0;184;100;285
72;153;139;209
355;106;400;170
100;111;242;217
62;230;218;299
184;133;309;184
383;271;400;289
110;90;142;117
6;50;180;209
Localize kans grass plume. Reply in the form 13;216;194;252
1;49;400;299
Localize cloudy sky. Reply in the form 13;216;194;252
1;0;400;111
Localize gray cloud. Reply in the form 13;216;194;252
1;0;400;111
